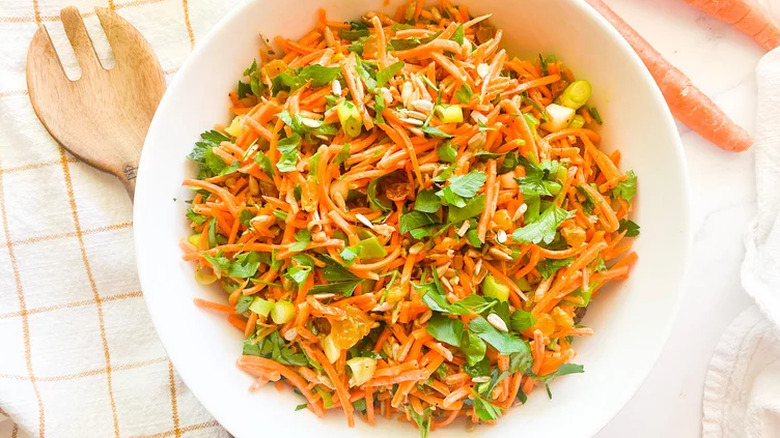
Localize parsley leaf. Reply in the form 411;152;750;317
509;309;535;333
202;251;230;272
468;316;530;355
253;150;275;177
308;255;363;296
407;406;432;438
276;133;301;173
376;61;404;88
366;176;392;212
289;229;311;252
272;64;341;94
461;330;487;366
512;204;572;245
450;24;464;45
425;314;464;347
399;211;439;234
414;189;441;213
530;363;584;399
338;21;370;40
536;257;575;279
437;141;458;163
235;294;253;313
186;209;207;225
473;393;504;421
455;84;474;104
228;251;262;278
447;193;486;224
420;124;454;138
187;130;230;178
613;170;637;202
436;171;487;207
618;218;640;237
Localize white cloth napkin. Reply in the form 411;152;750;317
702;48;780;438
0;1;236;436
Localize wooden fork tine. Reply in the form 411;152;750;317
60;7;102;74
26;24;70;84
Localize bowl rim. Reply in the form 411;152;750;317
133;0;692;436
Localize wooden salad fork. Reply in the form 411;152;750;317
26;7;166;198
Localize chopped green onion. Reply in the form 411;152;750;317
188;234;201;247
249;297;275;318
435;104;463;123
558;80;592;110
271;301;296;324
337;101;363;137
481;274;510;302
568;114;586;129
194;267;217;285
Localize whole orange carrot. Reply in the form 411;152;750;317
585;0;753;152
682;0;780;50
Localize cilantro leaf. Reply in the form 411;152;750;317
425;314;464;347
376;61;404;88
338;21;370;40
237;80;252;99
436;170;487;207
414;189;441;213
468;317;530;355
618;218;640;237
536;257;575;279
512;204;572;245
284;264;311;286
613;170;637;202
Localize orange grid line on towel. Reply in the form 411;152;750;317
0;357;169;382
0;290;142;320
59;148;121;437
129;420;221;438
0;0;166;23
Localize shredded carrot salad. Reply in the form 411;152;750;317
181;1;639;435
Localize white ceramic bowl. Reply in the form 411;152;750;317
134;0;691;436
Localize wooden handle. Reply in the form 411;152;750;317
120;163;139;200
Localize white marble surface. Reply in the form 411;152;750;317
596;0;773;436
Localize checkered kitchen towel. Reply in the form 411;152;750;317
0;0;239;436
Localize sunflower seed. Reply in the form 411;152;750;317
487;313;509;332
400;117;424;126
331;79;342;96
355;213;374;229
477;63;490;78
496;229;507;243
471;111;488;125
410;99;434;113
512;203;528;221
488;247;513;261
468;131;487;150
401;109;428;120
456;220;471;237
401;81;414;107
